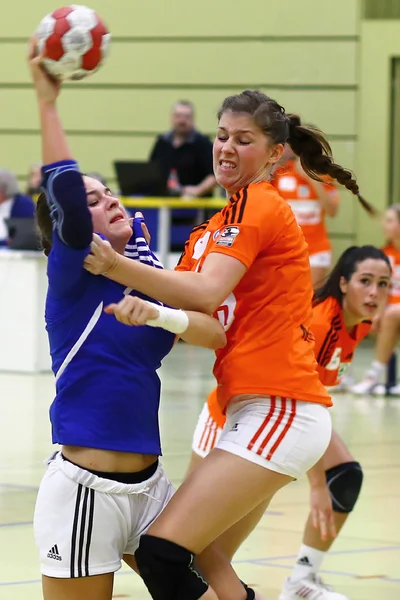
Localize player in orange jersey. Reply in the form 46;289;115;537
189;245;391;600
84;90;377;600
272;145;339;289
352;205;400;395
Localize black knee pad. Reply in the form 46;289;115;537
241;581;256;599
135;534;209;600
326;461;363;513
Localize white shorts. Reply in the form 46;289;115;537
193;397;332;479
309;251;332;268
33;452;174;578
192;403;223;458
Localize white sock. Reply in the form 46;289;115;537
290;544;326;583
366;360;385;381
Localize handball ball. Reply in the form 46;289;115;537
36;5;110;81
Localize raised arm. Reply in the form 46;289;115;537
29;38;93;296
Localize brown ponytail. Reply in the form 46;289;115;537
35;192;53;256
217;90;376;216
286;113;376;216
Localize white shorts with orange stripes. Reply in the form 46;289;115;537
192;403;223;458
213;396;331;479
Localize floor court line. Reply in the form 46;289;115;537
259;563;400;585
247;545;400;563
2;547;399;588
0;521;33;528
0;483;38;492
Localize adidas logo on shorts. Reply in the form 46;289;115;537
47;545;62;561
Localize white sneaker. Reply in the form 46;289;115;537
278;576;348;600
385;383;400;396
350;374;380;395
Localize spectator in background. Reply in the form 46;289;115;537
26;163;43;197
149;100;216;199
0;169;35;246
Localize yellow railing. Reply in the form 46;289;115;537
120;197;227;209
33;195;227;265
117;197;227;266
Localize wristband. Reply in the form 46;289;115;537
145;302;189;334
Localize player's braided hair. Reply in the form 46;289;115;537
313;245;391;307
217;90;376;215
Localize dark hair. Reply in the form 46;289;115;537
173;100;194;114
217;89;376;215
313;245;391;307
35;191;52;256
86;171;107;187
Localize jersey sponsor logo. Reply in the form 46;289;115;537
215;226;240;248
277;175;297;192
325;347;342;371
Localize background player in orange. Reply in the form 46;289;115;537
189;245;391;600
352;205;400;395
84;90;376;600
272;144;339;289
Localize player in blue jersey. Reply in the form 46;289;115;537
28;40;228;600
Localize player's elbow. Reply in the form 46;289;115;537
186;292;220;316
211;327;227;350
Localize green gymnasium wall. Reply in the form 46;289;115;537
357;18;400;248
0;0;361;257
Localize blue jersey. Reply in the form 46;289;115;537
43;160;175;455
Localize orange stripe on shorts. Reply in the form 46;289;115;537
267;399;297;461
247;396;276;451
256;397;288;456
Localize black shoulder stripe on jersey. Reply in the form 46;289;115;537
317;314;341;366
224;188;249;225
191;219;210;233
176;240;190;266
236;186;248;223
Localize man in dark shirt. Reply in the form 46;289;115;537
149;100;216;198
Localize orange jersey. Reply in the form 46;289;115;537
272;160;339;256
382;244;400;304
312;297;371;387
207;296;371;428
175;181;331;418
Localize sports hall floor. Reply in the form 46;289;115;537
0;340;399;600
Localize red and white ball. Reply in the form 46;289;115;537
36;5;110;81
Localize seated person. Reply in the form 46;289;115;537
149;100;216;199
0;169;35;246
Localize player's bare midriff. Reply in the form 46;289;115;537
62;445;158;473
